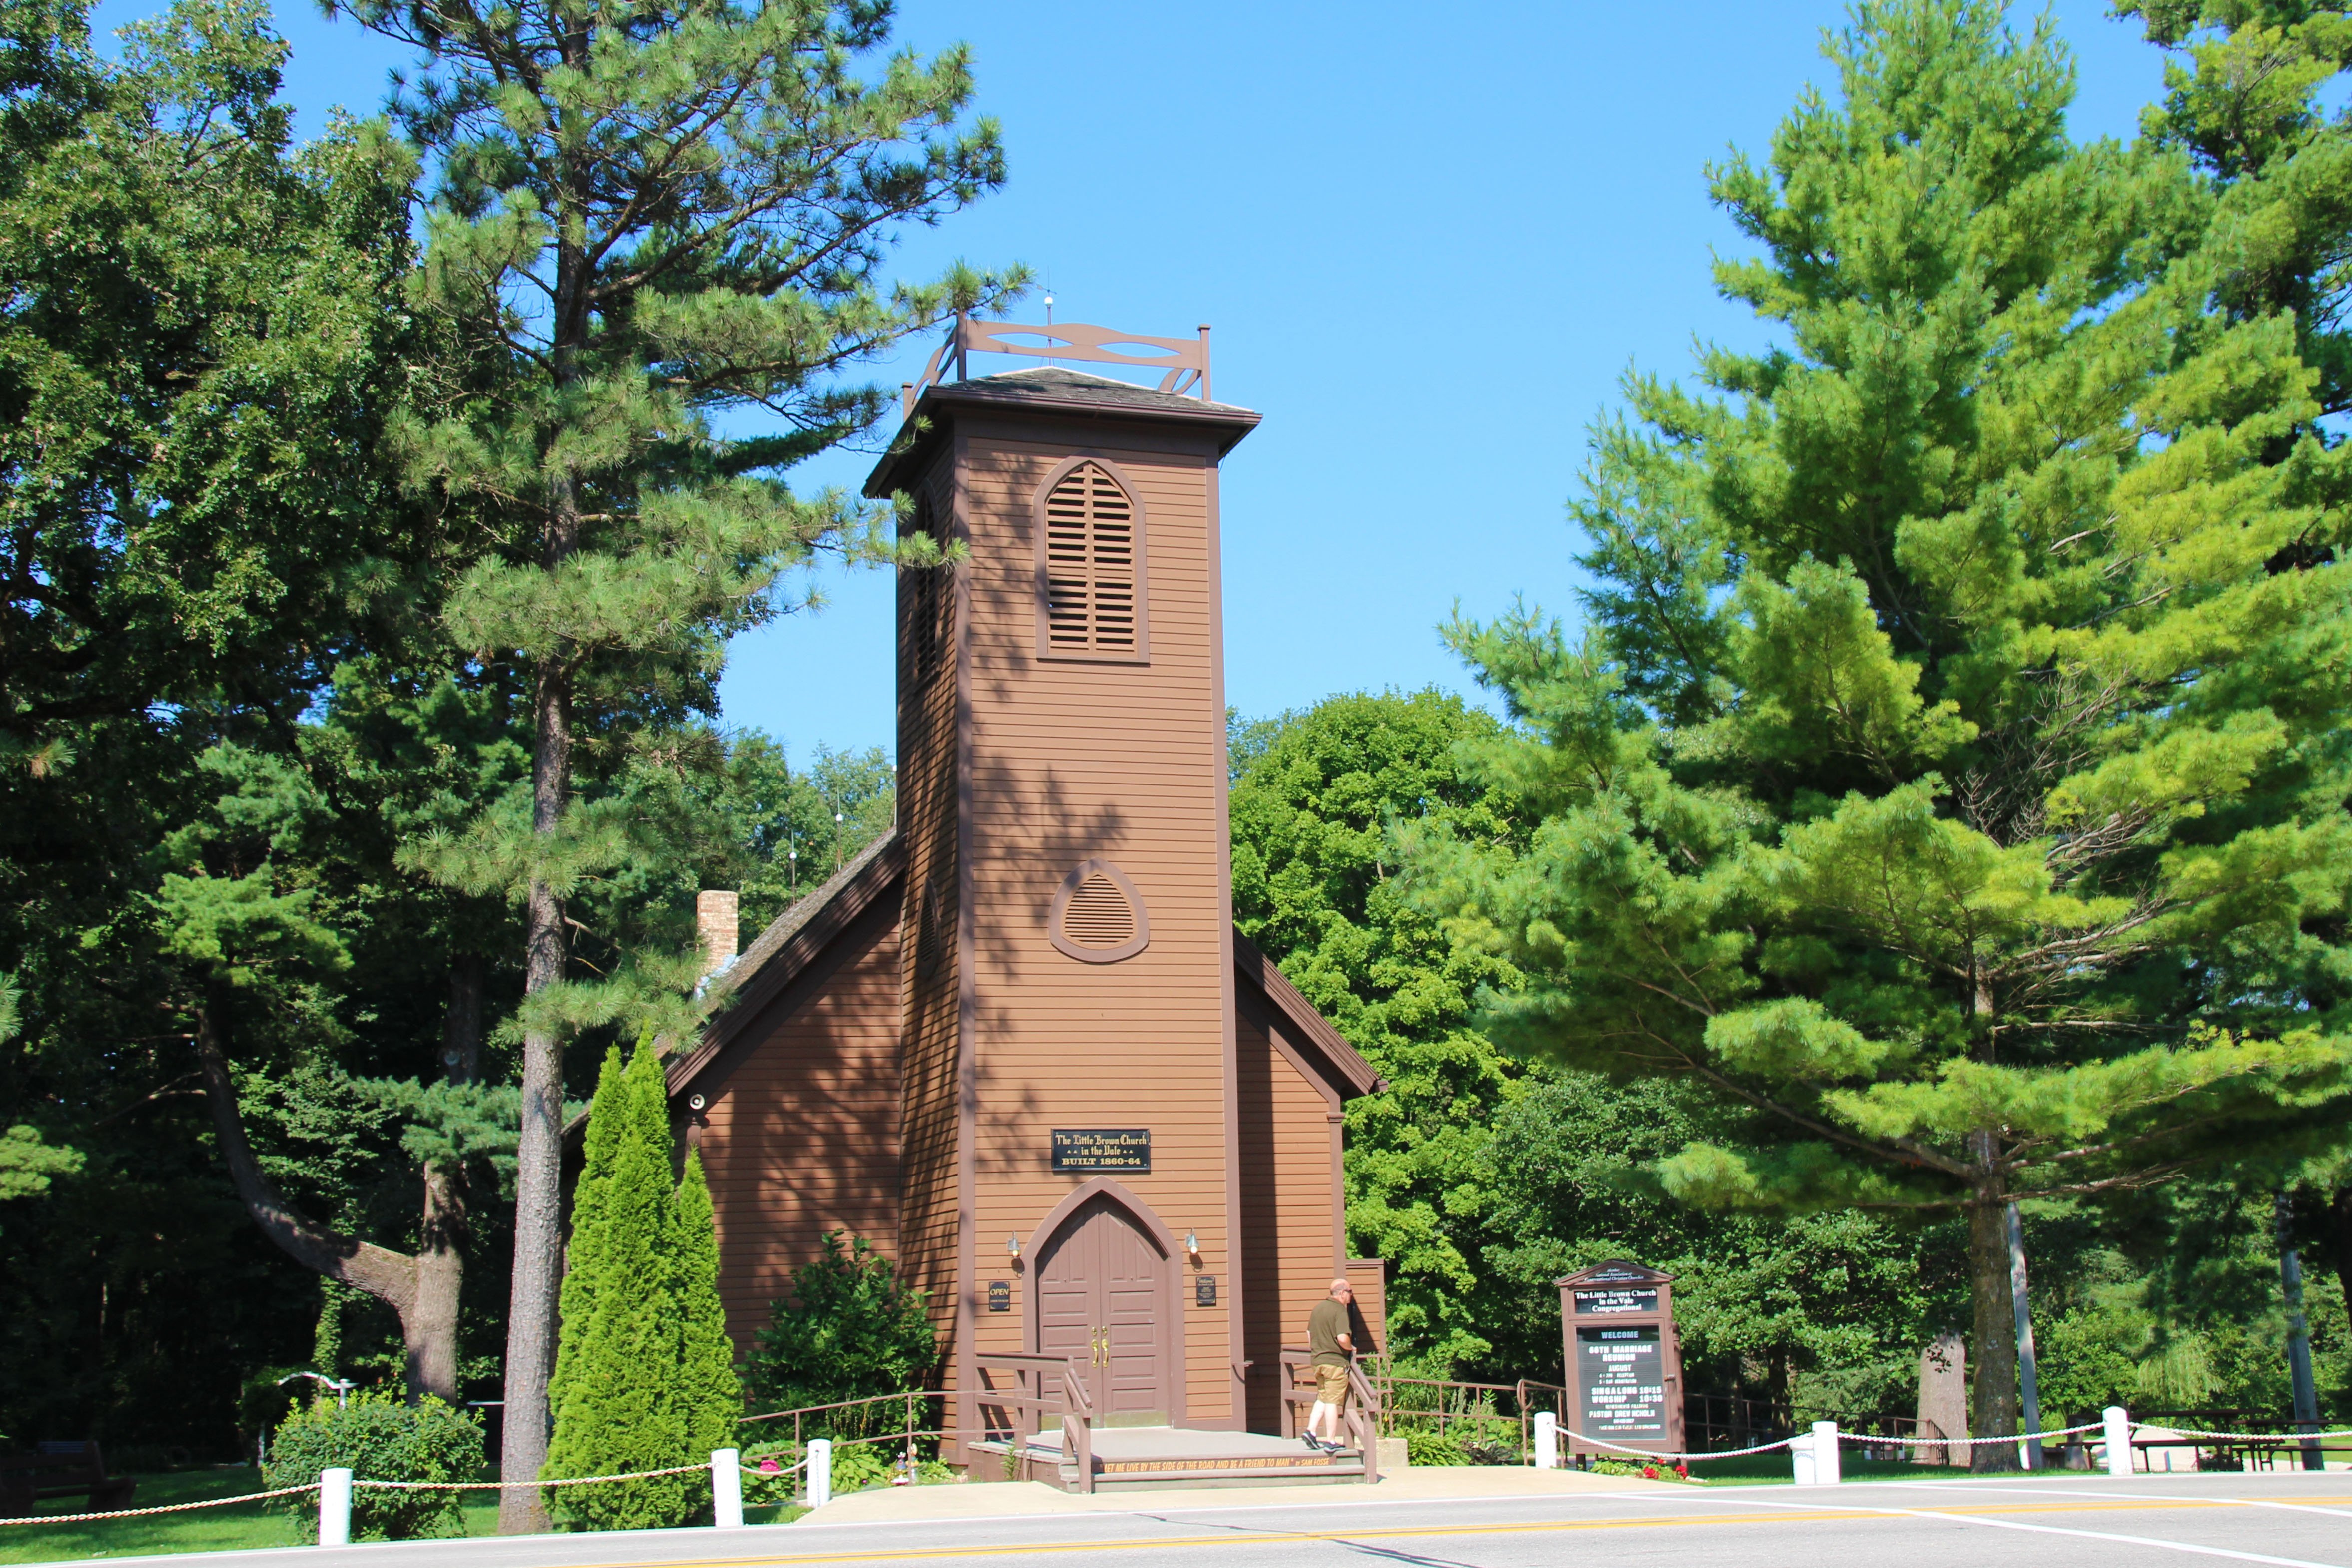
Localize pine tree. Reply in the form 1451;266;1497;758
2122;0;2352;419
1404;0;2352;1468
327;0;1020;1522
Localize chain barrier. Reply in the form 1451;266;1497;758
0;1483;319;1526
2153;1426;2352;1442
350;1463;712;1491
12;1416;2336;1528
1561;1430;1796;1460
5;1458;746;1526
1844;1421;2106;1447
1561;1417;2123;1464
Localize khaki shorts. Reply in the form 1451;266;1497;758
1314;1363;1351;1409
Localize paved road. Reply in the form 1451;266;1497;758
70;1473;2352;1568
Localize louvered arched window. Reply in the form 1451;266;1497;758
1035;458;1148;662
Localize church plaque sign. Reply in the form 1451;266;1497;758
1555;1260;1684;1458
1050;1129;1150;1172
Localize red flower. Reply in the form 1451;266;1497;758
1642;1465;1658;1479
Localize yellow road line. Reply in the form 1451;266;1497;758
581;1492;2352;1568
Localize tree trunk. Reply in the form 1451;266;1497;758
498;92;591;1527
194;992;459;1398
498;644;574;1533
1967;1174;2022;1473
2331;1188;2352;1350
407;958;488;1406
409;1159;466;1403
2007;1202;2043;1469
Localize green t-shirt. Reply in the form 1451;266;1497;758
1309;1298;1351;1366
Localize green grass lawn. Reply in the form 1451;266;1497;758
0;1469;317;1564
0;1471;810;1564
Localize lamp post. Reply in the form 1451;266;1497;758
277;1371;356;1409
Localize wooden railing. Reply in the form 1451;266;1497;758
901;312;1214;416
1683;1390;1796;1454
740;1389;947;1461
1275;1348;1382;1482
972;1353;1096;1494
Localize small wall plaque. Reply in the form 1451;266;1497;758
1051;1129;1151;1172
1194;1275;1217;1307
987;1280;1011;1313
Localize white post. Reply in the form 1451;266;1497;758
2103;1407;2133;1479
318;1468;352;1547
1813;1420;1842;1486
1791;1429;1816;1486
1533;1411;1559;1470
711;1448;742;1529
806;1438;832;1509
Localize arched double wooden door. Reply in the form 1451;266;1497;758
1031;1192;1175;1425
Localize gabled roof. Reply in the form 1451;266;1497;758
657;827;1381;1104
1232;930;1383;1097
661;827;904;1097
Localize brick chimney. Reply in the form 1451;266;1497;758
696;889;739;982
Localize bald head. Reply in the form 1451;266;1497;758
1329;1278;1353;1298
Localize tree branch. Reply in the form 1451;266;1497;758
194;995;419;1314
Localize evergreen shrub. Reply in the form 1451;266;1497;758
262;1390;483;1540
744;1232;935;1434
543;1044;741;1531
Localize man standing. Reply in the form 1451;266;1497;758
1305;1278;1355;1453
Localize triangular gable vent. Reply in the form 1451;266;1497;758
1049;858;1150;963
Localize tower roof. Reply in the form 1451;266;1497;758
865;323;1261;498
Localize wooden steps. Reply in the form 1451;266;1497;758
968;1427;1370;1493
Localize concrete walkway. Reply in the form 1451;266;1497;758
803;1463;1677;1524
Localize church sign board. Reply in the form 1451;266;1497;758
1050;1129;1151;1172
1555;1260;1685;1458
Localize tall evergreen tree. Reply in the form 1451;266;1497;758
1405;0;2352;1467
2120;0;2352;1348
2123;0;2352;420
332;0;1019;1522
545;1042;735;1529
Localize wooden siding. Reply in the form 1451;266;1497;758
695;891;904;1359
1237;979;1345;1431
955;428;1237;1429
897;456;963;1346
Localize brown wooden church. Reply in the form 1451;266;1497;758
663;317;1385;1463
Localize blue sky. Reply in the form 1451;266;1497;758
96;0;2177;762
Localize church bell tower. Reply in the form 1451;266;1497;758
867;317;1262;1435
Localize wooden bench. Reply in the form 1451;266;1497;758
0;1443;137;1518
